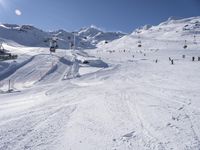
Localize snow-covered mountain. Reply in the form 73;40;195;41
78;26;125;46
0;24;125;49
99;16;200;51
133;16;200;39
0;24;49;47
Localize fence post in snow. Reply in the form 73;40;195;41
8;79;12;92
198;57;200;61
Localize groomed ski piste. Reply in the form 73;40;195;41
0;17;200;150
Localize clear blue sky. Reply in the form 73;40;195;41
0;0;200;33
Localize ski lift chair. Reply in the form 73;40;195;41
49;40;58;53
183;40;187;49
50;46;56;53
138;41;142;47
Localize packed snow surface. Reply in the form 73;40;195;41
0;44;200;150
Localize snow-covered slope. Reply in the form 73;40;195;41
99;16;200;51
134;16;200;40
0;16;200;150
0;24;49;47
1;44;200;150
0;24;125;49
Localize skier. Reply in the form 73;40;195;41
171;59;174;65
192;57;195;61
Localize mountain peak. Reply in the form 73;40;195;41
79;25;103;35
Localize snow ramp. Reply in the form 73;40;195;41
0;54;72;90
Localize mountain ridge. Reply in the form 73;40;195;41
0;24;125;49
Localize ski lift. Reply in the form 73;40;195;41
183;40;187;49
49;37;58;53
68;42;74;49
68;36;71;40
183;45;187;49
137;35;142;47
138;40;142;47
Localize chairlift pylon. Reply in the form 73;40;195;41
193;35;197;44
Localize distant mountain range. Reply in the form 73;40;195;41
0;16;200;50
0;24;125;49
